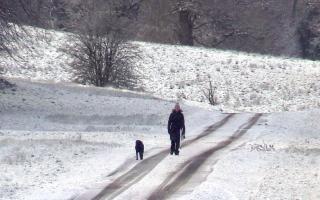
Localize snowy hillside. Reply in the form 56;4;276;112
1;27;320;112
1;27;320;200
138;43;320;112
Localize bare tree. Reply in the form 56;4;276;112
292;0;299;18
0;0;25;79
203;79;218;106
173;0;199;45
67;0;140;88
133;0;176;43
299;6;320;60
172;0;244;47
0;1;21;54
17;0;68;29
69;34;140;88
114;0;145;20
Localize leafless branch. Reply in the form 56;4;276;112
203;79;218;106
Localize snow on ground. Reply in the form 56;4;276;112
112;113;254;200
99;109;320;200
1;27;320;112
137;42;320;112
180;111;320;200
1;26;320;200
0;79;219;200
0;28;73;82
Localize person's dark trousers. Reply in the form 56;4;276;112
170;139;180;155
136;151;143;160
135;140;144;160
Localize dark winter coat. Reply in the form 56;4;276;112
135;140;144;153
168;110;185;141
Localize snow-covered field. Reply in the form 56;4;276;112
1;26;320;200
138;43;320;112
1;27;320;112
0;79;218;200
1;79;319;200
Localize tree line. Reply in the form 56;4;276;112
1;0;320;88
2;0;320;59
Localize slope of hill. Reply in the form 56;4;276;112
1;27;320;112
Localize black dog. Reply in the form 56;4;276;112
135;140;144;160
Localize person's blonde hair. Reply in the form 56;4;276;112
174;103;180;110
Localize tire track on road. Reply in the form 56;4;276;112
147;113;262;200
86;114;235;200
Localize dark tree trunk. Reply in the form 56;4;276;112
36;0;43;26
178;10;194;46
292;0;298;18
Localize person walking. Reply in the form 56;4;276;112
167;103;185;155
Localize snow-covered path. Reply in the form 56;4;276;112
148;114;261;200
72;113;263;200
112;113;262;200
74;114;235;200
